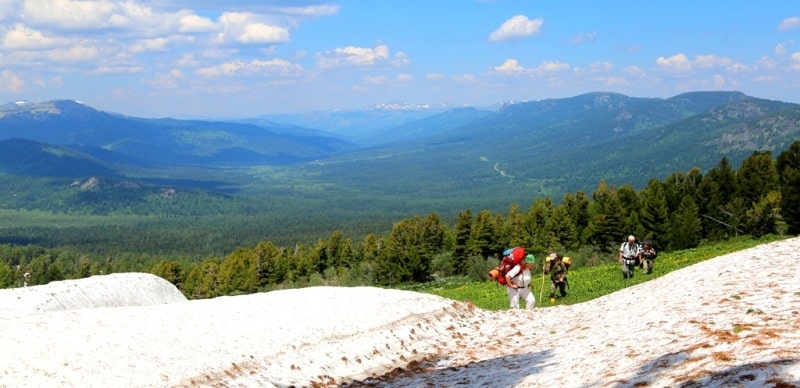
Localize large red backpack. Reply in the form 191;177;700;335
489;247;526;285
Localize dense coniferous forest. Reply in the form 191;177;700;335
2;141;799;298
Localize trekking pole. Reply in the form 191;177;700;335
538;264;545;307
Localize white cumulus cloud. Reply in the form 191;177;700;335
533;60;570;73
711;74;725;87
179;14;217;33
131;37;170;53
791;52;800;70
21;0;117;30
570;31;597;45
755;55;777;70
316;44;390;69
426;73;446;81
655;53;692;72
197;58;303;78
494;58;524;74
778;16;800;31
216;12;291;45
46;44;99;62
775;42;787;56
2;23;64;49
693;54;733;69
488;15;543;42
238;23;290;44
0;69;25;92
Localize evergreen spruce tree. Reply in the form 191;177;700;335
151;260;184;288
452;209;472;274
324;230;353;270
737;150;779;205
562;190;590;245
218;248;260;295
695;175;723;239
586;180;624;252
639;178;669;247
618;184;644;239
669;195;702;250
469;210;499;258
707;156;738;206
662;172;685;212
777;141;800;234
254;241;288;286
545;204;578;251
524;197;553;253
182;258;221;299
745;191;785;237
377;217;420;285
505;203;528;248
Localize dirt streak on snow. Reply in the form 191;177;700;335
1;238;799;387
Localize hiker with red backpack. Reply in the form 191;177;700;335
487;247;536;309
504;254;536;310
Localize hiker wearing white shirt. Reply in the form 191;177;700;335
505;254;536;309
619;235;642;279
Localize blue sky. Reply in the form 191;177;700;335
1;0;799;118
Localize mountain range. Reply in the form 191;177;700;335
0;99;358;170
1;92;799;215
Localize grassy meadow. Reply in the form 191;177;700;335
403;235;785;311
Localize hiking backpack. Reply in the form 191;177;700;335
490;247;526;285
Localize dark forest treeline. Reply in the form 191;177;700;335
2;141;799;297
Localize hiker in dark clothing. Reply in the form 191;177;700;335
545;253;567;301
641;241;657;274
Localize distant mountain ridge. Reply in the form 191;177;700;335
0;99;358;170
255;103;457;142
302;91;800;207
1;92;799;212
0;138;117;177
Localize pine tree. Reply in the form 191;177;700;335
707;156;738;206
151;260;184;288
254;241;288;286
182;258;221;299
452;209;472;274
505;203;528;247
668;195;702;250
376;213;445;285
324;230;353;270
218;248;260;295
562;190;590;244
586;180;624;252
745;190;785;237
777;141;800;234
545;205;578;251
523;197;553;253
737;151;779;205
639;178;669;247
469;210;499;258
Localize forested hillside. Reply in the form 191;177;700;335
2;142;798;299
2;92;800;294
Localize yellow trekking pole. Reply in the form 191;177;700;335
538;261;546;307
